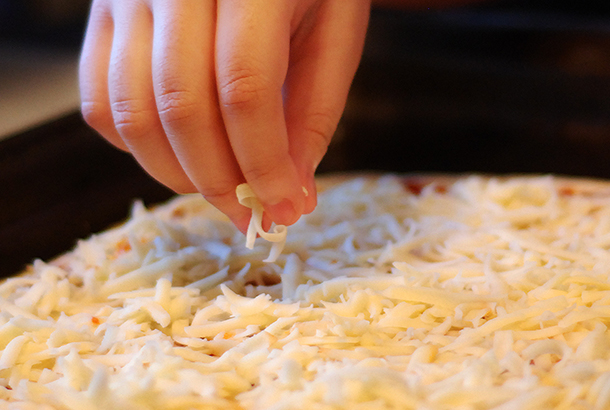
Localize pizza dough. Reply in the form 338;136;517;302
2;174;610;409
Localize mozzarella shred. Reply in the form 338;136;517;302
3;175;610;408
236;183;287;263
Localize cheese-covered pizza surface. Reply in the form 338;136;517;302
3;174;610;409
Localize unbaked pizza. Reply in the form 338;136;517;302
2;174;610;409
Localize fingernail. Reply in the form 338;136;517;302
303;182;317;214
301;171;317;214
264;198;298;225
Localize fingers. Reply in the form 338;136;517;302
107;1;196;194
216;0;306;226
150;0;251;232
284;0;371;214
80;0;367;233
79;0;126;150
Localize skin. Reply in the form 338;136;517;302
79;0;476;233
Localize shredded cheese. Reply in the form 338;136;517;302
3;174;610;409
236;183;287;263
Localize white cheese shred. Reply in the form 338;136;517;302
236;183;287;262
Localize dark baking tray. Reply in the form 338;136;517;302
0;112;174;278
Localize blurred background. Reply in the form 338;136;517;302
328;1;610;177
0;0;88;137
0;0;609;276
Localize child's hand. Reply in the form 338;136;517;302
79;0;371;232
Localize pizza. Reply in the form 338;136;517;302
2;174;610;409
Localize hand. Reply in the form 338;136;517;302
79;0;371;233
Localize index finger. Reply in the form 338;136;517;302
216;0;305;226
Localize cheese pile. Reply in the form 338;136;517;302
3;175;610;409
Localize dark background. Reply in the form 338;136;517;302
1;0;609;277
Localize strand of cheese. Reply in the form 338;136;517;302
236;183;287;263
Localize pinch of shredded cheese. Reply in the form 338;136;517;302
236;183;287;263
4;175;610;409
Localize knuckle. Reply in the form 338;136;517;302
110;98;154;139
156;88;200;129
218;67;270;111
303;110;338;149
242;158;283;186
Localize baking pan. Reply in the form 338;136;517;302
0;112;174;278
